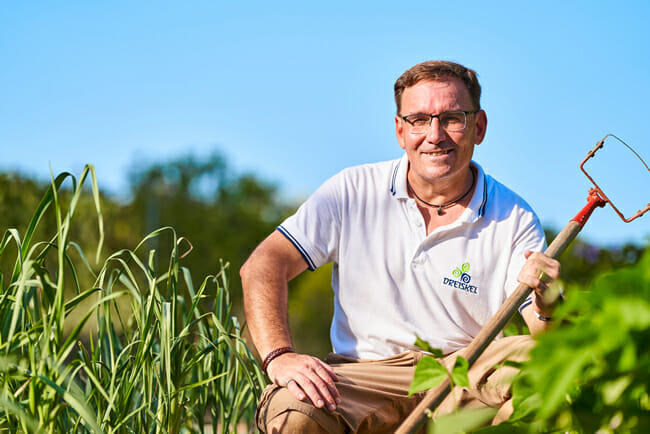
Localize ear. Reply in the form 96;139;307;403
395;115;407;150
473;110;487;145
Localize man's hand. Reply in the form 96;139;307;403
517;251;561;332
266;352;341;412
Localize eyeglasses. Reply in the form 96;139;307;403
400;110;478;134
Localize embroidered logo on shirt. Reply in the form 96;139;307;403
452;262;471;283
443;262;478;294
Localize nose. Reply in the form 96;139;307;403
425;117;447;143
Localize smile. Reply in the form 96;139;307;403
422;149;452;156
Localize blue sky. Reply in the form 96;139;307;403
1;1;649;247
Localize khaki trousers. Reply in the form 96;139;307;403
257;335;534;433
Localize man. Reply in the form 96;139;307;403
241;60;561;433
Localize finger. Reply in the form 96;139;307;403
285;378;307;402
545;258;561;279
315;359;339;382
537;270;550;285
290;373;330;410
312;364;341;406
536;263;560;282
531;253;560;273
304;371;340;411
522;253;560;282
520;275;548;292
517;268;548;290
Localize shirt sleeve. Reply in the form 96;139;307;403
276;172;344;271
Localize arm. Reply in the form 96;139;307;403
516;250;562;335
240;230;340;411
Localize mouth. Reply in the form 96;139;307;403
422;149;452;157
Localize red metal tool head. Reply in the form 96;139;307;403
580;134;650;223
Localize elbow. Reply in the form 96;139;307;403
239;256;254;288
240;250;267;293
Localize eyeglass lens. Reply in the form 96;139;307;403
405;111;467;134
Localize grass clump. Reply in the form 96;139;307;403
0;165;266;433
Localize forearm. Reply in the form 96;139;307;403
241;259;293;358
240;230;308;359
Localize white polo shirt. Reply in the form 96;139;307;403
278;153;545;359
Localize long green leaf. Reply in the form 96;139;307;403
39;375;103;433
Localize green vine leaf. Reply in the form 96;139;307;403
451;356;470;388
414;335;444;358
409;356;448;397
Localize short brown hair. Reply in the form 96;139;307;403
394;60;482;114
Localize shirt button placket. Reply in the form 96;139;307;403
408;201;425;234
412;252;427;269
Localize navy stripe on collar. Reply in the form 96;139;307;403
390;159;401;195
478;172;488;217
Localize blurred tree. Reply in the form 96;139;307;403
123;152;294;313
0;173;46;287
289;263;335;359
545;228;645;285
0;172;44;231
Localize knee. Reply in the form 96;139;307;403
266;410;328;434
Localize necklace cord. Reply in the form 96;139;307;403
407;168;476;216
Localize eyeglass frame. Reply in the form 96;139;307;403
400;110;479;134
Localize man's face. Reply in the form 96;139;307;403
395;77;487;187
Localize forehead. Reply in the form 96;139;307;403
400;77;472;113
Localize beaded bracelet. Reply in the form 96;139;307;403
262;346;295;374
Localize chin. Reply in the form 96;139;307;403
423;164;452;177
420;170;452;183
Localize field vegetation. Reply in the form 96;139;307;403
0;166;266;432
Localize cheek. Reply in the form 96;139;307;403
401;134;422;151
397;129;411;150
398;134;407;150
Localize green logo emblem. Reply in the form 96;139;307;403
452;263;471;283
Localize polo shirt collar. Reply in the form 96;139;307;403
467;161;488;221
389;153;488;221
389;153;410;199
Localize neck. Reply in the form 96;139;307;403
407;166;475;207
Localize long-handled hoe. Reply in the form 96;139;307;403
396;134;650;433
